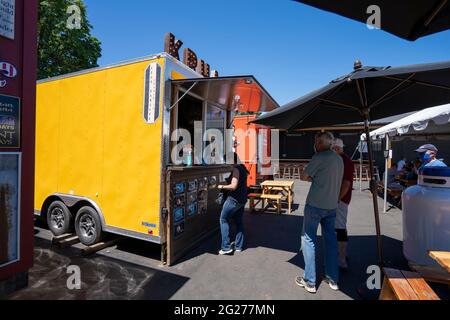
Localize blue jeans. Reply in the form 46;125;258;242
301;204;339;285
220;197;245;251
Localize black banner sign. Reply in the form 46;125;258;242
0;94;20;148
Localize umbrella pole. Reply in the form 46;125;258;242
363;117;384;268
383;135;390;213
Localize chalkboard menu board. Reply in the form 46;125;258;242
0;94;20;148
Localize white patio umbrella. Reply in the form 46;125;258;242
363;103;450;212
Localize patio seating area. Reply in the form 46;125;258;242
272;161;382;183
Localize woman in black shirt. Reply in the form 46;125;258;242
217;153;248;255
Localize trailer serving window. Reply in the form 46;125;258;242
177;94;203;144
170;92;204;165
204;104;226;164
170;76;279;165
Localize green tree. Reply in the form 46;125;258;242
38;0;102;79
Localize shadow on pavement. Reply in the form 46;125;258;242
288;235;408;300
9;237;189;300
174;210;304;264
376;191;402;210
114;238;162;261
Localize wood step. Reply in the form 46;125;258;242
81;237;123;256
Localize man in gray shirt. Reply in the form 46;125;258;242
295;132;343;294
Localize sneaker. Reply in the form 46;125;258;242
231;242;243;252
219;248;233;255
323;277;339;291
295;276;317;294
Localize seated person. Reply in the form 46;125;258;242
386;164;397;185
385;164;405;190
406;159;422;181
397;157;407;172
400;162;413;186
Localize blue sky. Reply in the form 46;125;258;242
84;0;450;105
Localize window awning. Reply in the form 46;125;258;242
171;76;279;113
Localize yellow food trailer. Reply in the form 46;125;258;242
34;52;278;265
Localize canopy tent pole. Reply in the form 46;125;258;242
383;135;390;213
359;144;363;192
350;141;363;192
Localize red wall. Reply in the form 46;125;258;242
0;0;38;280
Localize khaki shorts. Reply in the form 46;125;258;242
335;201;349;230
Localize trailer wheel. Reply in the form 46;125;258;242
75;206;103;246
47;201;72;236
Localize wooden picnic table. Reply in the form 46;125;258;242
429;251;450;273
397;178;417;187
260;180;295;214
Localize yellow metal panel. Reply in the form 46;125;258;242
34;81;61;210
171;70;187;80
35;57;166;239
57;72;105;203
101;58;165;236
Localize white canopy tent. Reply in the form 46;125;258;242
369;104;450;139
362;104;450;213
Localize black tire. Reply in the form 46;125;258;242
75;206;103;246
47;201;72;236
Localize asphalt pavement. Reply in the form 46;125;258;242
9;180;447;300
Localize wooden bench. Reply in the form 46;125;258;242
260;194;283;215
248;193;263;212
379;268;440;300
409;262;450;285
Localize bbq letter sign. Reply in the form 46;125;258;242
0;0;15;40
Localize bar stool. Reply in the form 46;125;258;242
292;165;301;180
354;166;359;181
273;165;281;179
359;165;369;181
282;165;292;179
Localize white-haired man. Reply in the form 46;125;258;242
332;138;354;270
296;132;343;294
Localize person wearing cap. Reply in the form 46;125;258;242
415;144;447;169
331;138;354;270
